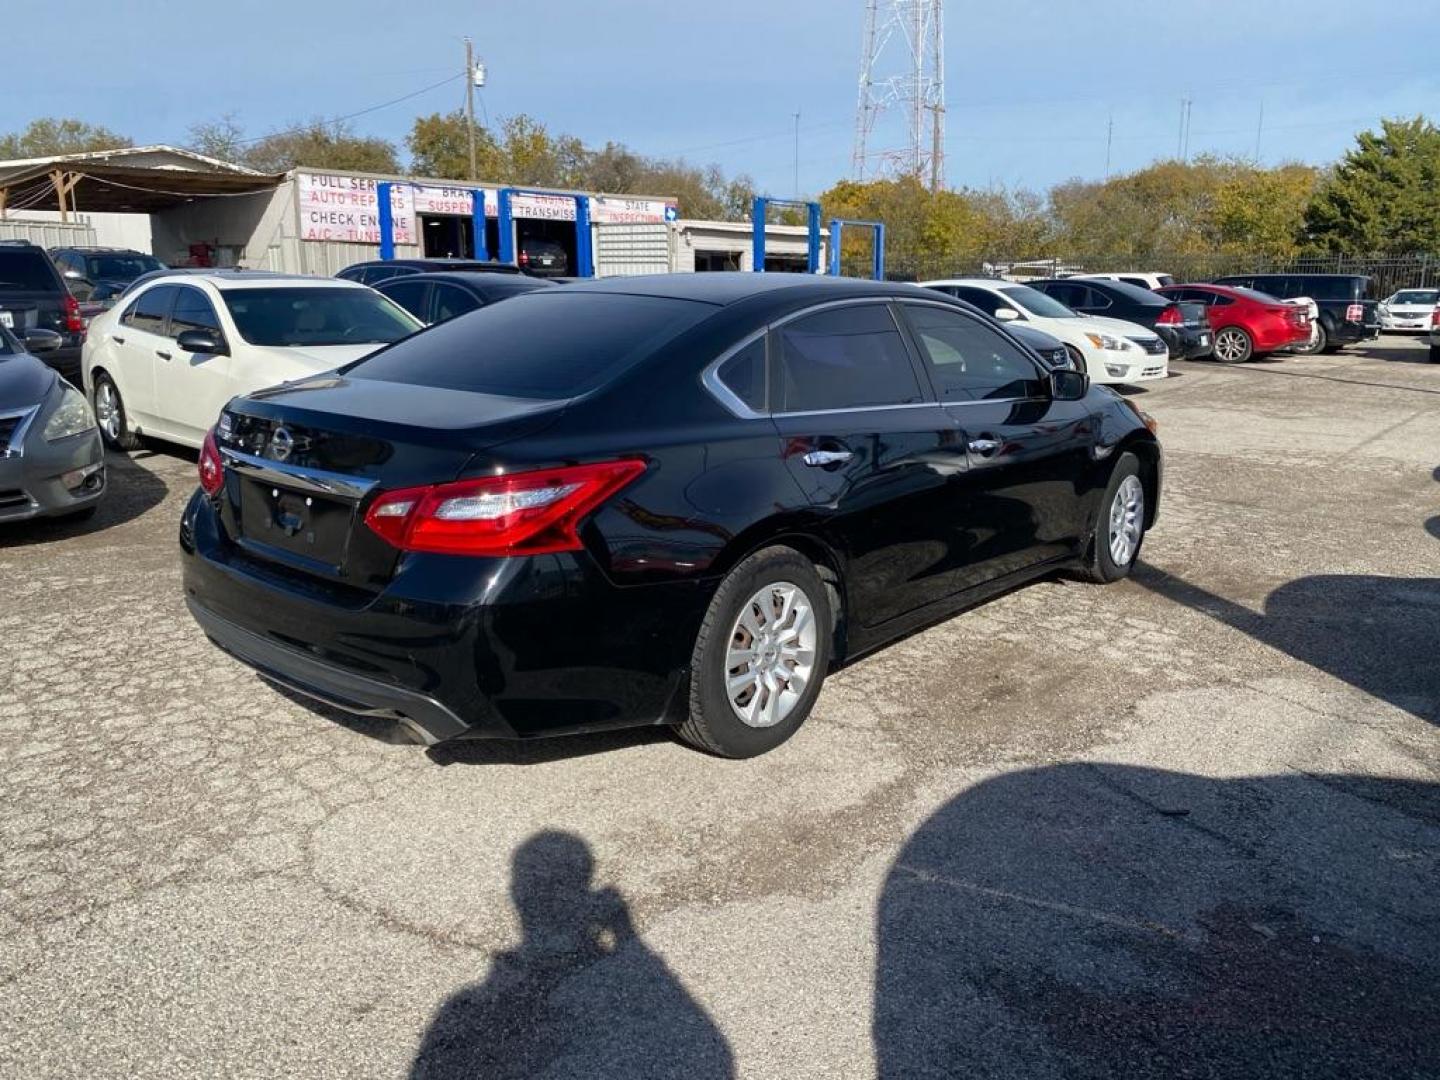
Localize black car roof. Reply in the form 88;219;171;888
559;272;929;307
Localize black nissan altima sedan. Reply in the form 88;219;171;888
180;274;1161;758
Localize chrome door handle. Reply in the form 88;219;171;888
803;449;853;467
111;334;125;344
967;438;1002;455
156;349;172;360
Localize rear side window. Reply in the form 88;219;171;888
774;304;922;412
345;291;713;400
1301;277;1364;301
1042;282;1092;309
941;286;1003;316
122;285;177;335
0;249;60;292
903;304;1043;402
714;337;766;413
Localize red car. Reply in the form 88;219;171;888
1156;283;1311;363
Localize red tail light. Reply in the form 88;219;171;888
198;427;224;496
1155;305;1183;326
364;459;647;557
1431;307;1439;328
63;293;85;334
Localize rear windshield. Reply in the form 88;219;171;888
0;249;58;291
344;291;714;400
87;254;165;280
222;287;419;347
1229;286;1283;305
1098;280;1169;306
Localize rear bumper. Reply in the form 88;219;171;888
186;597;471;745
1156;325;1212;360
179;489;703;744
1329;320;1380;345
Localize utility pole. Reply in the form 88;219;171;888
464;37;477;181
1105;114;1113;177
1254;100;1265;162
793;110;801;198
1183;99;1193;162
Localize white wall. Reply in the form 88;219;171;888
5;210;150;251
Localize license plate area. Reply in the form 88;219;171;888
237;478;355;574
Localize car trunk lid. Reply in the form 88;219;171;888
216;374;567;588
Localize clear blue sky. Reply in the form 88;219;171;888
4;0;1436;198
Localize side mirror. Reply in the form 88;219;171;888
22;327;62;354
176;329;228;356
994;307;1020;322
1049;369;1088;401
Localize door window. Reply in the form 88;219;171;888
169;286;222;336
942;286;1005;316
122;285;177;335
1043;282;1091;309
432;283;482;323
774;304;924;412
902;304;1045;402
380;279;429;321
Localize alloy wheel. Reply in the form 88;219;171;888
1214;328;1250;364
724;581;817;729
1108;474;1145;566
95;381;121;441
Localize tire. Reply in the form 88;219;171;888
1212;326;1253;364
92;373;140;451
1430;345;1440;364
678;546;833;758
1079;452;1146;584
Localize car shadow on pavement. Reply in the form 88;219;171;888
874;763;1440;1078
1132;563;1440;727
410;830;734;1079
0;449;168;547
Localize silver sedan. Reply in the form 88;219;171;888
0;327;105;522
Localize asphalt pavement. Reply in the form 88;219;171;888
2;335;1436;1078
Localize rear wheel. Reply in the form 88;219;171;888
1430;345;1440;364
1212;326;1253;364
93;374;140;451
1079;452;1146;584
678;546;832;758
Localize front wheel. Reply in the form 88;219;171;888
678;546;833;758
1079;452;1146;584
93;374;141;450
1212;326;1253;364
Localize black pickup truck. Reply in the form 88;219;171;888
1211;273;1380;354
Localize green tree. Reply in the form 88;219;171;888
0;117;130;159
406;110;503;180
1212;164;1319;258
1302;117;1440;252
241;120;399;174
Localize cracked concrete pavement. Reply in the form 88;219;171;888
1;336;1437;1078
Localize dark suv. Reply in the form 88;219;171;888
336;259;523;286
1210;274;1380;354
50;246;166;304
0;241;85;382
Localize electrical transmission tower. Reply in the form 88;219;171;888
851;0;946;190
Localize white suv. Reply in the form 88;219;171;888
82;272;421;450
921;278;1168;385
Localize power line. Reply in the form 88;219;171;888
229;73;463;146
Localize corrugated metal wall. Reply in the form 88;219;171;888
0;219;97;247
594;223;671;276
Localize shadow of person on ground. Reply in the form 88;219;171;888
1132;562;1440;726
411;831;733;1079
874;764;1440;1078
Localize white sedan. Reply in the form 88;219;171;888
1378;288;1439;333
82;272;421;450
920;278;1168;385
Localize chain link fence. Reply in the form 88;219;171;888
856;250;1438;295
